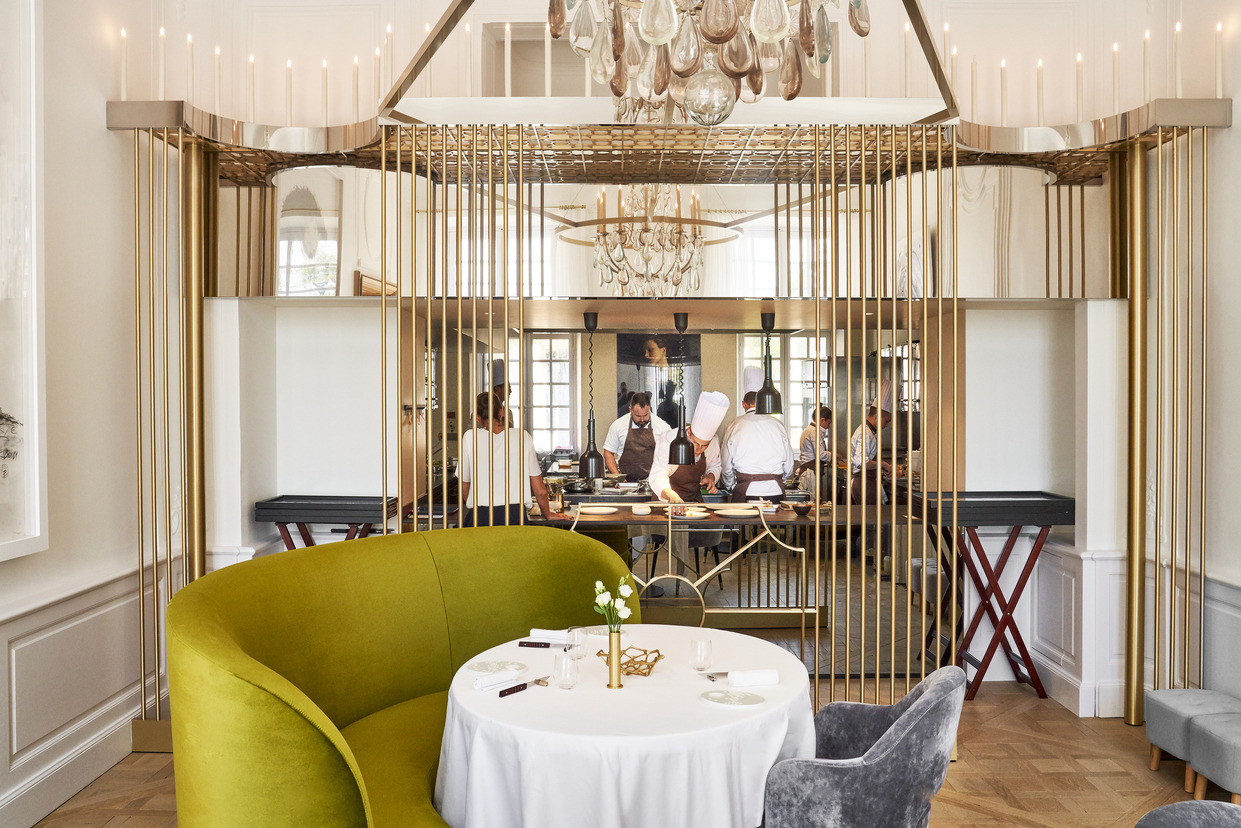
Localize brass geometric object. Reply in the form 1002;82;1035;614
596;645;665;677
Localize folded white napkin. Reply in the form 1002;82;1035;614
728;669;779;688
529;628;571;643
473;669;520;691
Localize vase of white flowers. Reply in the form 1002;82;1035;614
594;578;633;689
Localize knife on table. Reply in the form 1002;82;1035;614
499;676;551;697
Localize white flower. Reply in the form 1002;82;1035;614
614;598;626;611
618;605;632;620
618;583;633;598
595;580;604;591
596;591;612;606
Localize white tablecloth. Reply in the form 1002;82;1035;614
433;624;815;828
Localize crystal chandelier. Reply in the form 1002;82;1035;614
549;0;872;126
593;184;705;296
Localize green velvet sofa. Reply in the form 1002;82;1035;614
167;525;638;827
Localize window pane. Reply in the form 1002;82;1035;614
533;409;551;430
743;336;763;358
530;383;553;405
552;409;568;430
551;337;570;360
551;362;569;383
532;337;551;360
533;362;551;383
552;430;571;449
552;385;569;406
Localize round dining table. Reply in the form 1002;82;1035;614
433;624;815;828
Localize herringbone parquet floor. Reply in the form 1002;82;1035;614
34;682;1211;827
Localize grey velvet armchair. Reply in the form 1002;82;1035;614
763;666;966;828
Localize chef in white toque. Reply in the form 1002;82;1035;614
648;391;729;504
721;365;795;503
849;380;900;505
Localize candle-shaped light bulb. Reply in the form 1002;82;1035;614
386;23;394;86
1175;21;1182;98
950;46;957;89
1112;42;1120;114
1218;22;1225;99
186;34;194;105
158;27;166;100
505;22;512;98
465;23;472;97
424;23;432;95
904;22;911;97
545;22;552;97
1036;59;1044;126
374;47;381;104
213;46;220;114
285;59;292;126
864;35;871;97
321;59;328;127
1076;52;1083;120
353;56;359;121
1144;30;1151;102
942;22;950;62
1000;59;1007;126
119;29;127;101
248;54;255;121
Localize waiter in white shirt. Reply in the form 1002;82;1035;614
721;367;795;503
603;392;672;482
849;381;899;505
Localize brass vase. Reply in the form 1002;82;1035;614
608;630;623;689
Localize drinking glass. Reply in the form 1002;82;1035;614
567;628;585;660
554;652;579;689
690;637;713;672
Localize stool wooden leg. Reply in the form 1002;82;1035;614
1149;745;1162;771
1194;772;1208;800
1232;794;1241;806
1186;765;1197;794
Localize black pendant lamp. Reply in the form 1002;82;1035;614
756;311;783;415
579;312;606;479
668;312;695;465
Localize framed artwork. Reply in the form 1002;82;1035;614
0;0;47;561
615;333;701;429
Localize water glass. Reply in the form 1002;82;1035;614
567;628;585;660
690;637;713;672
554;652;579;689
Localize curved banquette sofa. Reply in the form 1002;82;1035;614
167;525;638;827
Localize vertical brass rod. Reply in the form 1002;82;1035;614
844;124;854;702
785;180;793;300
146;129;160;718
427;125;436;533
456;126;464;525
1125;141;1150;724
517;128;525;526
1044;184;1051;298
132;130;148;719
774;181;781;297
950;130;959;670
798;179;805;299
540;182;546;295
859;126;869;705
1155;128;1165;689
396;128;404;534
381;128;389;534
501;126;510;525
921;127;935;683
1079;186;1086;298
1171;133;1181;685
1056;186;1063;298
1185;130;1194;688
1198;128;1208;684
1067;183;1075;298
470;125;479;524
936;127;946;673
159;130;173;714
441;125;450;531
829;124;839;703
411;128;421;532
812;124;822;710
178;130;188;589
486;127;495;528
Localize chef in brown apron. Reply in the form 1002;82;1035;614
720;367;796;503
848;381;898;505
603;392;672;482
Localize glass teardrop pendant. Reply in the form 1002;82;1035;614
669;71;687;104
610;51;629;96
683;52;736;125
798;0;814;57
778;37;803;99
700;0;740;45
549;0;568;39
566;0;578;10
744;58;766;101
848;0;871;37
590;25;616;84
720;26;755;78
638;0;678;46
815;6;833;63
611;0;626;60
802;45;820;78
757;38;782;74
670;14;703;77
624;23;645;72
750;0;791;44
653;43;672;96
636;45;657;98
570;3;598;57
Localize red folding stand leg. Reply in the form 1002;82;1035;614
276;523;297;551
956;526;1051;701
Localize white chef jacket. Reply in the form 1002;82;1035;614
602;412;673;457
647;428;722;501
799;423;832;465
848;421;877;475
458;427;540;508
720;411;795;497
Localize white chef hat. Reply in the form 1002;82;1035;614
874;380;894;413
742;365;765;394
691;391;730;437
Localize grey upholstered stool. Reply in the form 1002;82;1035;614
1136;800;1241;827
1189;713;1241;803
1146;689;1241;793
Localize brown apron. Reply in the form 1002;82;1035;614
849;423;886;504
731;472;785;503
617;423;656;481
669;454;707;503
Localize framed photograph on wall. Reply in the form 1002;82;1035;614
0;0;48;561
615;333;701;430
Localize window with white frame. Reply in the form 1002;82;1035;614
527;333;575;453
742;333;832;439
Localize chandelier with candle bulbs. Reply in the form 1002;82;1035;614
549;0;873;126
594;184;705;296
